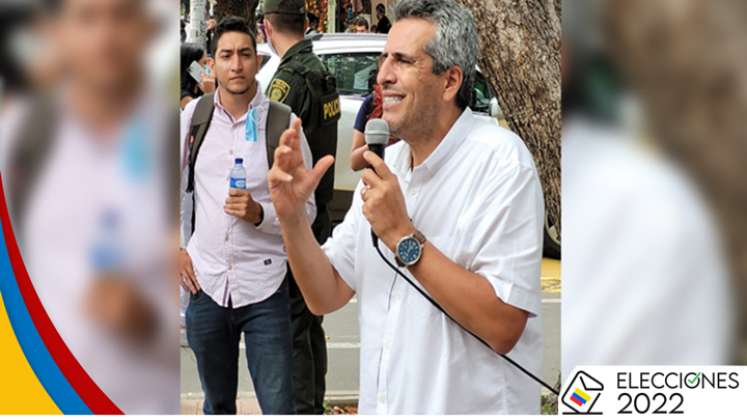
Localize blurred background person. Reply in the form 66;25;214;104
305;12;320;37
256;8;266;44
351;16;369;33
205;16;217;56
0;1;62;148
349;70;381;171
0;0;179;413
180;42;215;109
561;0;740;380
373;3;390;34
349;67;399;171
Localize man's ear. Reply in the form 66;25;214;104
264;17;273;38
442;65;464;104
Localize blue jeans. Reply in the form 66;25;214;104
185;281;294;414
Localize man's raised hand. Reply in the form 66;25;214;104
268;118;334;223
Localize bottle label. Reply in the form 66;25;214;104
230;178;246;189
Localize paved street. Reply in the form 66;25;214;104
181;258;561;414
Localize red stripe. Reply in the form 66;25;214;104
0;175;122;414
570;394;585;406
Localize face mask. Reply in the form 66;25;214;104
245;108;259;142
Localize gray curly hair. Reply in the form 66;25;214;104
393;0;479;109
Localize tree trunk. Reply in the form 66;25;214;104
187;0;208;46
458;0;562;236
215;0;259;26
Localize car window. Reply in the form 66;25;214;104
471;71;496;114
320;53;380;96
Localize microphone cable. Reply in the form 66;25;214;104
372;236;560;395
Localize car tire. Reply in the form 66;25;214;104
543;212;561;260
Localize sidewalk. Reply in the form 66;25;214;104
181;397;260;415
180;393;359;415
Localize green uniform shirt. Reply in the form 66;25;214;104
267;39;340;214
267;39;340;135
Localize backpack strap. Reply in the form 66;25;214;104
185;93;215;235
266;101;292;169
186;93;215;193
8;95;57;228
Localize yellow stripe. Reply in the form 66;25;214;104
0;292;60;413
575;388;591;401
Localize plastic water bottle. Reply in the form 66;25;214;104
90;209;123;274
229;157;247;189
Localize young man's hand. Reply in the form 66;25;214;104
179;248;200;294
84;276;157;342
224;189;263;225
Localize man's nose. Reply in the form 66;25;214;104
230;55;243;72
377;56;396;87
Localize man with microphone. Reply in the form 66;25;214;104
268;0;545;414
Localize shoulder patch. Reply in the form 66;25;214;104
269;79;291;102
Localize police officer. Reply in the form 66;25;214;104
262;0;341;414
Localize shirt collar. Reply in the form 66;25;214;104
213;87;266;121
394;107;475;177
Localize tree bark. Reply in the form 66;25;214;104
458;0;562;235
187;0;208;46
214;0;259;26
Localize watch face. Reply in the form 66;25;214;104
397;237;421;265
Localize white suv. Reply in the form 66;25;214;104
256;33;503;223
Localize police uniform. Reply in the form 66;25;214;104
263;0;341;414
267;42;340;215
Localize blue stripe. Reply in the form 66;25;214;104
0;219;91;414
572;392;587;404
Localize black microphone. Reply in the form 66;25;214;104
364;119;389;246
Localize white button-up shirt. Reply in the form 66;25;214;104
322;108;544;414
561;117;733;377
180;89;316;308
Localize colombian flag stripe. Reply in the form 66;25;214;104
0;176;121;413
0;206;89;412
570;394;585;406
574;387;591;401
